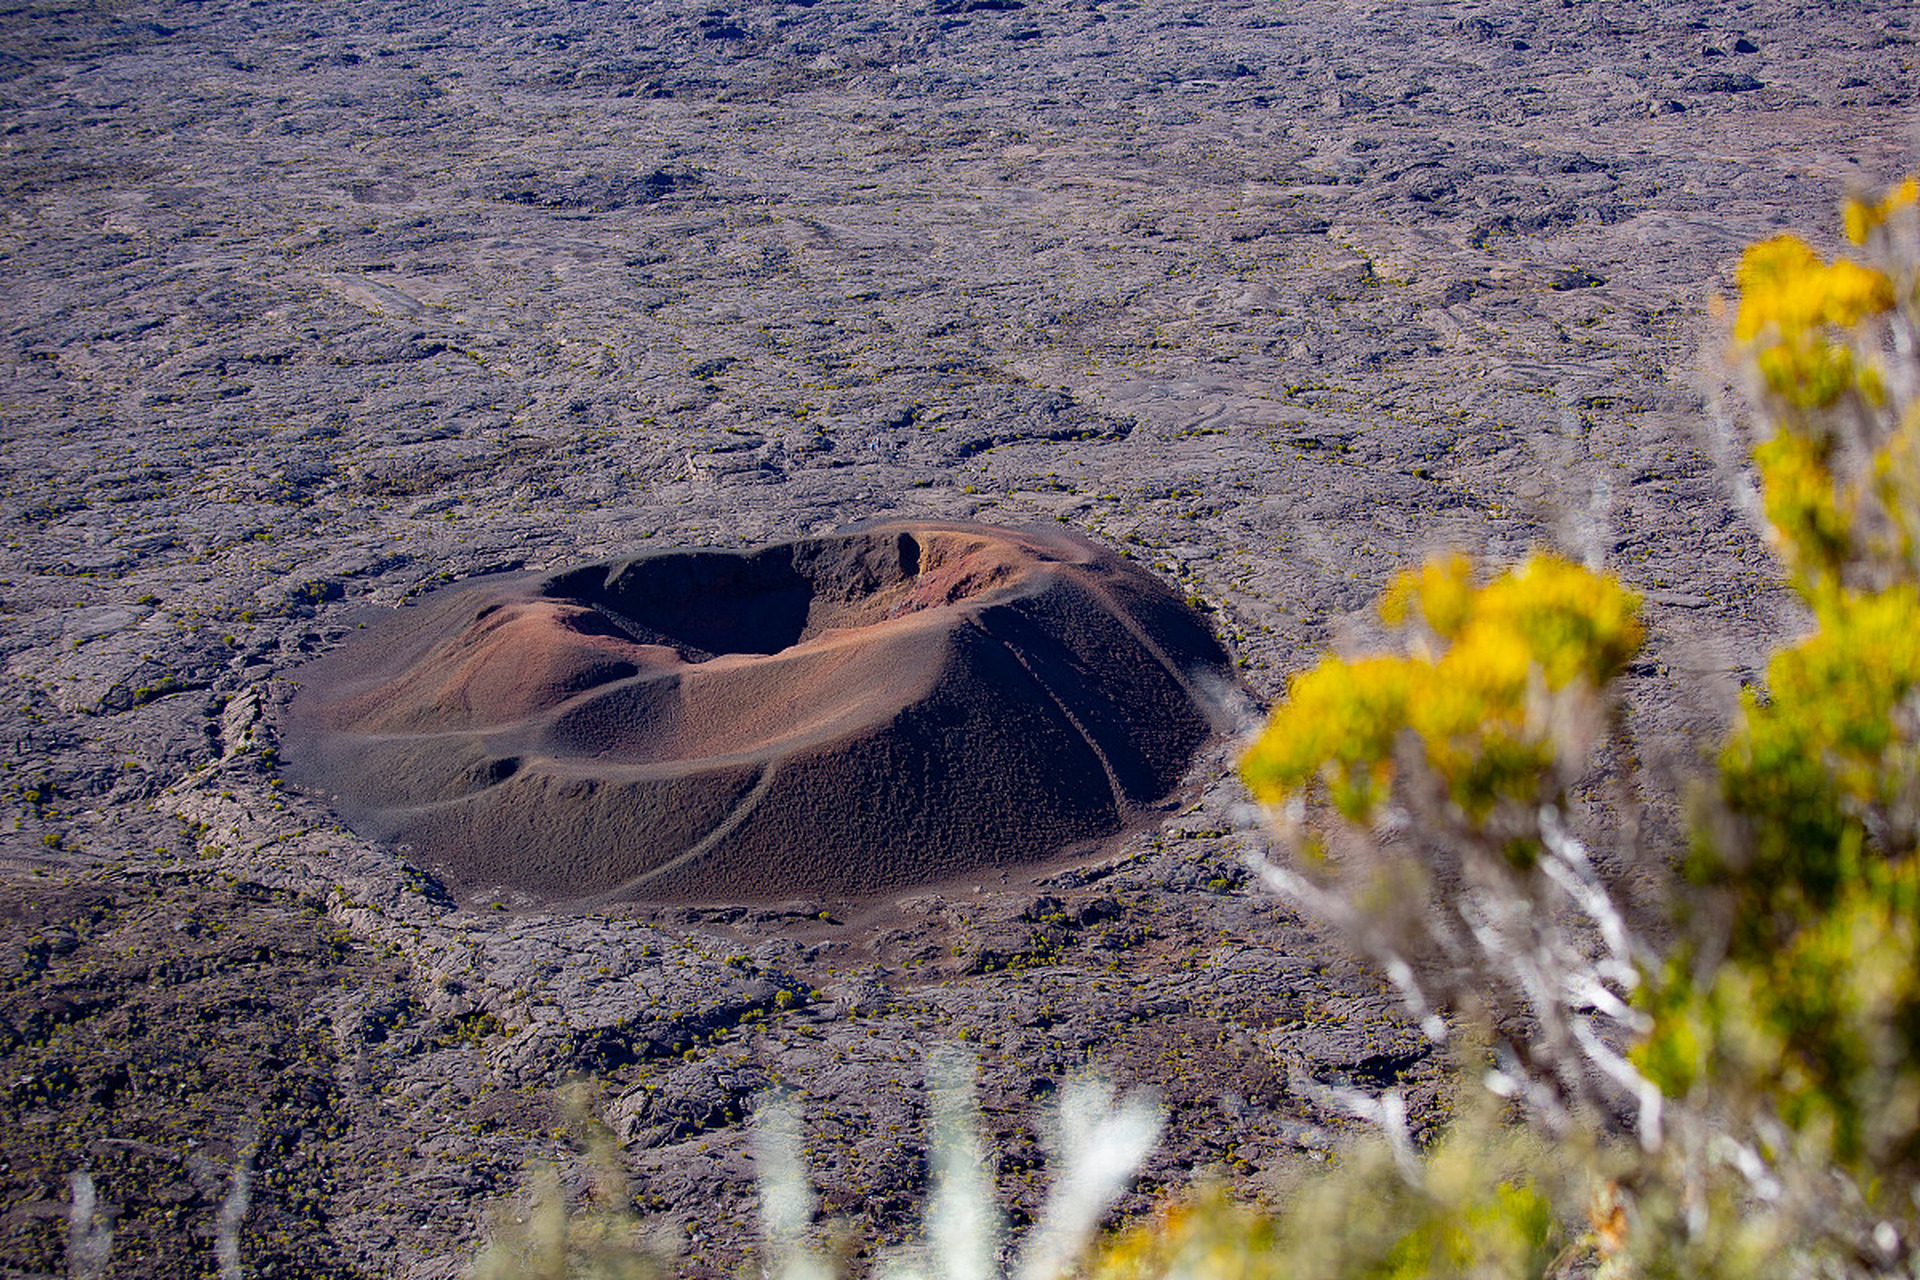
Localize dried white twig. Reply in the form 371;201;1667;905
66;1171;113;1280
1013;1077;1164;1280
216;1127;255;1280
1245;792;1662;1155
754;1099;833;1280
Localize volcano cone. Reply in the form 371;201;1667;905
282;521;1237;904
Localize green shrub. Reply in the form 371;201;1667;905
1092;1089;1568;1280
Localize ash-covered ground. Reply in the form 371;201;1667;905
0;0;1913;1273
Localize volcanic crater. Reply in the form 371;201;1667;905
283;521;1238;904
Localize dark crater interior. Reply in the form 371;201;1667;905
281;522;1238;904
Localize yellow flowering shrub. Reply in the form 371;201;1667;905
1219;175;1920;1279
1751;429;1854;584
1844;177;1919;247
1733;235;1892;411
1636;177;1920;1201
1091;1118;1563;1280
1241;553;1642;840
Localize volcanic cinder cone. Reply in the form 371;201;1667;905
281;521;1238;904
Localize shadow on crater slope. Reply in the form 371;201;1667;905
281;522;1239;904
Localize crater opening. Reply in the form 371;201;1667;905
548;528;1012;661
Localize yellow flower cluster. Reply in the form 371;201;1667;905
1734;181;1920;595
1240;555;1643;835
1756;402;1920;595
1240;653;1413;822
1844;176;1919;246
1752;430;1854;585
1734;235;1893;410
1736;236;1898;340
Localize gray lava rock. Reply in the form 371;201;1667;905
0;0;1910;1271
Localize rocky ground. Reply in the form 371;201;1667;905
0;0;1914;1273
